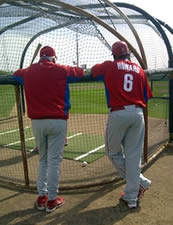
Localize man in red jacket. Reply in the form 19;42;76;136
13;46;84;212
91;41;152;209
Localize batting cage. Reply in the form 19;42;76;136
0;0;173;190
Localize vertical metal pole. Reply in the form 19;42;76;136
15;85;29;186
143;107;148;163
169;78;173;141
76;30;79;67
169;58;173;142
143;79;152;163
150;80;153;91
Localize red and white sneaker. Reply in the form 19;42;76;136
46;197;65;213
138;185;149;199
36;195;48;211
120;192;137;209
138;180;151;199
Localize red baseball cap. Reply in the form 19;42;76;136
112;41;129;56
40;46;56;57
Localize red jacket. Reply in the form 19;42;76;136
91;59;152;109
13;59;84;119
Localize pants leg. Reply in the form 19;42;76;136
105;106;147;203
105;112;126;178
32;119;67;199
47;120;66;200
123;108;145;202
32;120;48;196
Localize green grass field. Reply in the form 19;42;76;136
0;81;169;118
0;69;169;118
0;85;16;118
70;83;108;114
69;81;169;118
0;71;16;118
148;80;169;118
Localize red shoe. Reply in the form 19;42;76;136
121;192;125;198
138;180;151;199
46;197;65;213
36;195;48;211
138;185;149;199
120;192;137;209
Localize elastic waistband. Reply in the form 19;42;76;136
110;104;142;112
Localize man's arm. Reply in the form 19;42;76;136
91;61;110;81
0;75;21;85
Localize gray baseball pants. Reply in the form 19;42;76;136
32;119;67;200
105;105;151;203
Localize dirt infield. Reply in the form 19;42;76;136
0;144;173;225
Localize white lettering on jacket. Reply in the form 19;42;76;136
117;62;140;73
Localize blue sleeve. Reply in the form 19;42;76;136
66;76;82;83
91;74;104;81
0;75;22;85
67;74;93;83
13;75;24;85
144;87;148;103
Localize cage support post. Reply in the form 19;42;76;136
143;107;148;163
169;77;173;141
15;85;29;186
168;56;173;142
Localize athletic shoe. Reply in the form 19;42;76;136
120;197;137;209
36;195;48;211
138;180;151;199
138;185;149;199
120;192;137;209
46;197;64;213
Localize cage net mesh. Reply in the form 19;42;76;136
0;0;171;189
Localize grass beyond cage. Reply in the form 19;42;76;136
148;80;169;118
0;79;169;119
0;85;16;118
70;82;108;114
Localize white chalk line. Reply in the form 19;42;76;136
4;137;35;147
0;126;30;136
67;133;82;139
3;132;82;147
74;144;105;161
